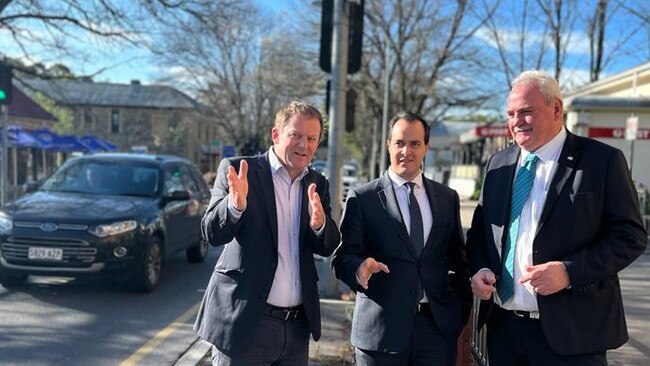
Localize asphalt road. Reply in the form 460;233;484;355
0;246;222;366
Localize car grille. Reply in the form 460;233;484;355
1;236;97;268
14;221;89;231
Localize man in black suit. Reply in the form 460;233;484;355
195;101;340;365
466;70;647;365
333;112;472;366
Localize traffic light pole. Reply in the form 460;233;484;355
1;105;7;205
326;0;348;222
323;0;348;298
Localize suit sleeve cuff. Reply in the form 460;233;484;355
227;197;243;222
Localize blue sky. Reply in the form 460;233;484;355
91;0;294;85
0;0;294;85
2;0;647;92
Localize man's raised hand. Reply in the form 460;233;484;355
308;183;325;230
228;160;248;211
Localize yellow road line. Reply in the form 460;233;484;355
119;302;201;366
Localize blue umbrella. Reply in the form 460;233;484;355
0;125;45;148
28;128;60;149
93;136;118;151
53;135;93;152
80;135;117;152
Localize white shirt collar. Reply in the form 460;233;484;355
268;147;308;180
521;127;567;164
387;168;423;189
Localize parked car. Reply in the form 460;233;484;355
311;160;361;202
0;153;211;292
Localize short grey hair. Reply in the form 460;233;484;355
511;70;562;105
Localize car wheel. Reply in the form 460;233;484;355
132;236;163;292
0;272;28;288
186;239;208;263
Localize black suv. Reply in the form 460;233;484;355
0;153;210;292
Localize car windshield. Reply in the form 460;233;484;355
40;160;160;197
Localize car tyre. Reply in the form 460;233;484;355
186;240;208;263
0;272;28;288
132;236;163;293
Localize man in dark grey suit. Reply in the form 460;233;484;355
466;70;647;365
195;101;340;365
333;112;472;366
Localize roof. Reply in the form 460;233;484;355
565;61;650;98
566;96;650;111
17;78;197;109
8;85;57;121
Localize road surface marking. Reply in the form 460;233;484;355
119;301;201;366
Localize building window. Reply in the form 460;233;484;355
83;108;93;129
111;109;120;133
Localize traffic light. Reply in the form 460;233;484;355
319;0;365;74
325;79;357;133
0;63;12;105
345;89;356;132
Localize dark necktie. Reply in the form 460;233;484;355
406;182;424;256
497;153;539;303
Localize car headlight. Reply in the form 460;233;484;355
89;220;137;238
0;213;12;233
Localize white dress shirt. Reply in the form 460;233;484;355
388;169;433;302
499;127;567;311
265;148;307;307
227;148;308;307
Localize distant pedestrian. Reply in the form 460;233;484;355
332;112;472;365
194;100;340;366
466;70;647;365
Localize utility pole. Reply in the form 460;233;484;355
1;105;7;206
379;38;391;175
326;0;348;222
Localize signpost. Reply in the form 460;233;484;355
626;116;639;174
587;127;649;139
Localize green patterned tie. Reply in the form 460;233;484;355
497;153;539;303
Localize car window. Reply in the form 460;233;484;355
40;160;159;197
179;165;199;194
164;165;186;194
188;165;210;195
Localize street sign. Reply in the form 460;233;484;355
588;127;650;140
625;116;639;141
475;126;511;137
222;145;236;158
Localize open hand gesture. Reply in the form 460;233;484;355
228;160;248;211
307;183;325;230
356;257;390;290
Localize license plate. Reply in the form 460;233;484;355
28;247;63;261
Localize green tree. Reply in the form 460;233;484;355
31;92;74;134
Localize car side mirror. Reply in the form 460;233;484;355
165;190;191;202
24;181;40;193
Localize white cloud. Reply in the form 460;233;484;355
475;27;592;56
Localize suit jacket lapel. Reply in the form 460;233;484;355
256;152;278;250
537;132;582;234
377;174;417;259
496;146;520;258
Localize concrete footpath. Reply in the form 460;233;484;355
174;299;354;366
174;200;650;365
